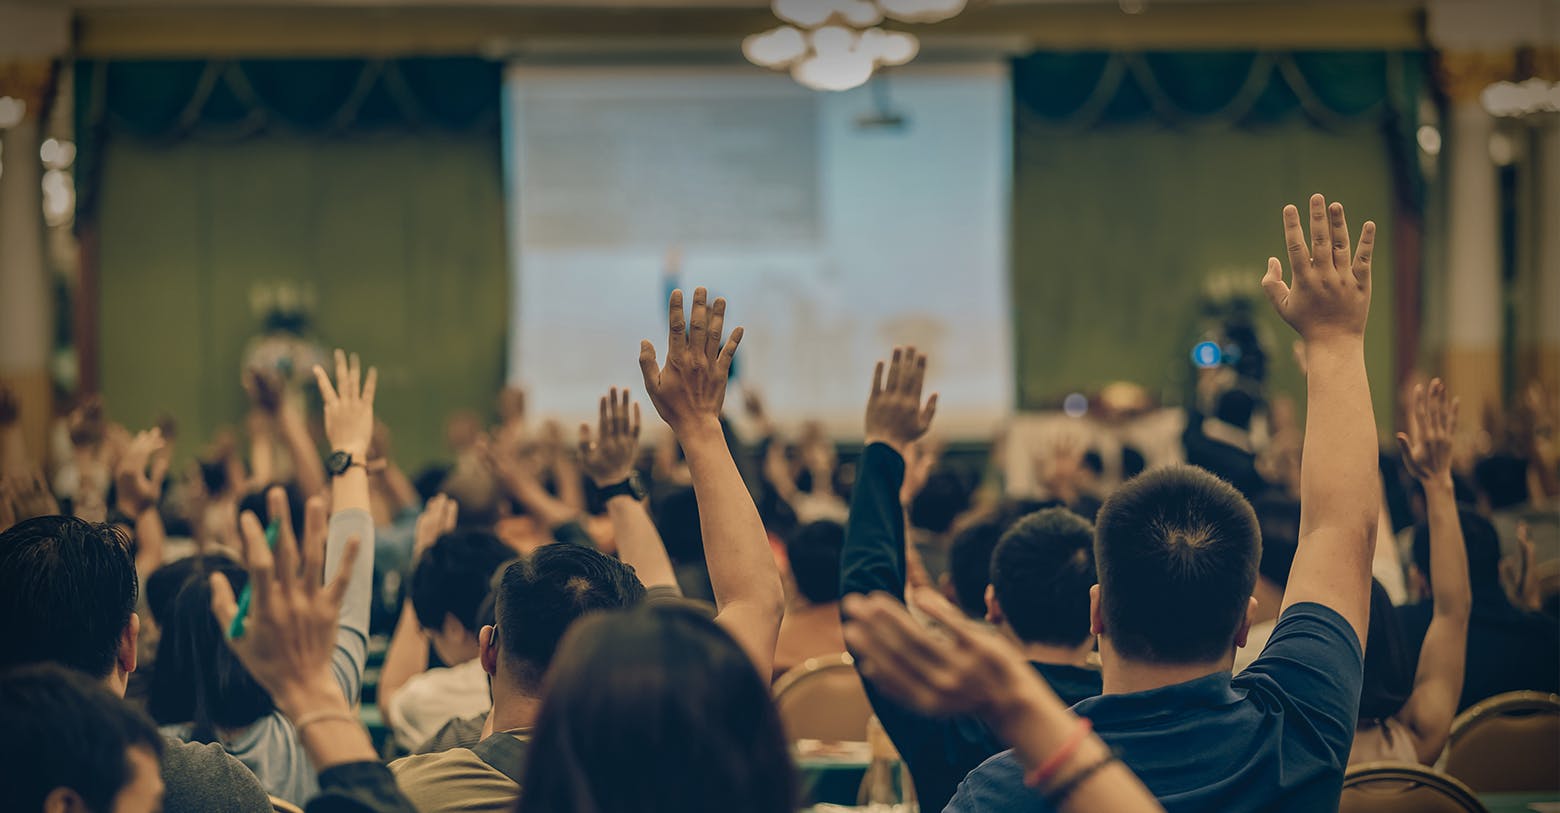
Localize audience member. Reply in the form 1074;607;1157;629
772;519;848;681
0;663;166;813
946;195;1382;812
519;603;798;813
1231;499;1299;672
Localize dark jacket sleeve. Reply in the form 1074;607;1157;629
840;442;909;601
307;762;420;813
839;442;1004;811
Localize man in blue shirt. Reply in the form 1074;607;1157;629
944;195;1382;812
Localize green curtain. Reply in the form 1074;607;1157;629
95;132;508;471
1011;51;1425;432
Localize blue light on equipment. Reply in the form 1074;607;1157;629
1191;341;1223;368
1062;392;1088;417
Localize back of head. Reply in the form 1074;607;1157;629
1094;465;1261;664
1214;388;1256;431
990;507;1096;647
0;662;163;812
786;520;845;606
1358;579;1413;722
0;516;138;679
520;604;796;813
496;543;647;691
410;530;514;633
909;469;971;535
238;484;306;542
149;558;275;732
1412;508;1504;601
145;553;234;628
652;486;704;565
947;517;1007;618
1473;454;1529;511
1254;498;1301;589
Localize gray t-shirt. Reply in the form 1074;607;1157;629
162;736;273;813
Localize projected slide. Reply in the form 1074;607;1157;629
504;64;1012;438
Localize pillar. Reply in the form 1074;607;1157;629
0;60;55;461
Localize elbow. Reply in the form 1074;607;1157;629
1433;592;1472;621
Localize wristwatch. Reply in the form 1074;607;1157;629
325;450;365;478
592;473;647;503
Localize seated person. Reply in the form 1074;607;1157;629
1231;502;1298;673
379;528;515;749
948;196;1381;812
773;520;848;681
842;347;1103;812
0;515;272;813
944;516;1007;619
1397;508;1560;710
1;663;166;813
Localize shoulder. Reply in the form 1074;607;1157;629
1251;601;1363;667
160;737;273;813
945;750;1051;813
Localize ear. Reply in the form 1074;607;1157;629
120;612;141;676
479;625;499;676
42;787;87;813
1234;596;1258;648
983;584;1002;626
1089;584;1104;636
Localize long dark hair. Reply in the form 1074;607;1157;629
1358;578;1414;723
148;558;275;737
519;603;797;813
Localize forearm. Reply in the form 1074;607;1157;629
0;425;26;473
249;426;277;487
552;458;586;511
377;601;429;712
280;410;327;498
607;495;680;592
276;680;381;772
841;443;909;601
326;504;375;702
499;471;580;530
1423;480;1471;618
131;508;166;584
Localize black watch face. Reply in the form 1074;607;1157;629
326;450;351;476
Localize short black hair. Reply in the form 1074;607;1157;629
411;530;515;634
909;470;971;535
652;486;705;565
1214;389;1256;431
238;483;306;542
0;663;164;812
0;516;138;679
149;558;276;733
1472;454;1529;511
1358;579;1413;721
946;517;1007;618
990;508;1096;647
1412;508;1504;600
1095;465;1260;664
1253;498;1301;589
786;521;844;605
496;543;647;692
145;553;233;628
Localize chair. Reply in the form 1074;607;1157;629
269;796;305;813
773;652;874;743
1340;762;1488;813
1443;691;1560;792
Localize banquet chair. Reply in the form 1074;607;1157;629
1340;762;1489;813
773;652;873;743
1443;691;1560;792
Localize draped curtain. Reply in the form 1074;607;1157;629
75;58;507;470
1010;50;1426;431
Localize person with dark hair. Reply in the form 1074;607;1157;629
1352;379;1470;765
908;468;971;579
0;515;271;813
1182;386;1268;501
0;663;167;813
379;520;514;749
841;348;1104;811
772;520;848;680
1231;498;1300;672
950;195;1383;812
945;516;1008;618
519;603;798;813
1398;509;1560;710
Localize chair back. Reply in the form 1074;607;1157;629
772;652;873;742
269;796;306;813
1340;762;1489;813
1444;691;1560;792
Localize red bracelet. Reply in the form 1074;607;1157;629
1024;717;1092;789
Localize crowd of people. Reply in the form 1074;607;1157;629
0;194;1556;813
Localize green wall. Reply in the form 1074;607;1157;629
98;133;509;471
1012;122;1398;431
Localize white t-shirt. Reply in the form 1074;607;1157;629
384;657;493;749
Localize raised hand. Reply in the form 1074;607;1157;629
639;287;742;436
413;493;458;560
243;367;285;416
1262;194;1374;343
210;488;362;715
114;428;169;516
1396;378;1458;486
844;587;1031;719
864;346;937;456
579;387;642;487
312;349;377;458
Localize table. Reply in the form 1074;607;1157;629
1479;792;1560;813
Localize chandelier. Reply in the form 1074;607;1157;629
742;0;967;91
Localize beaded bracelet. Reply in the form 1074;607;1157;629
1042;748;1122;808
1023;717;1093;789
